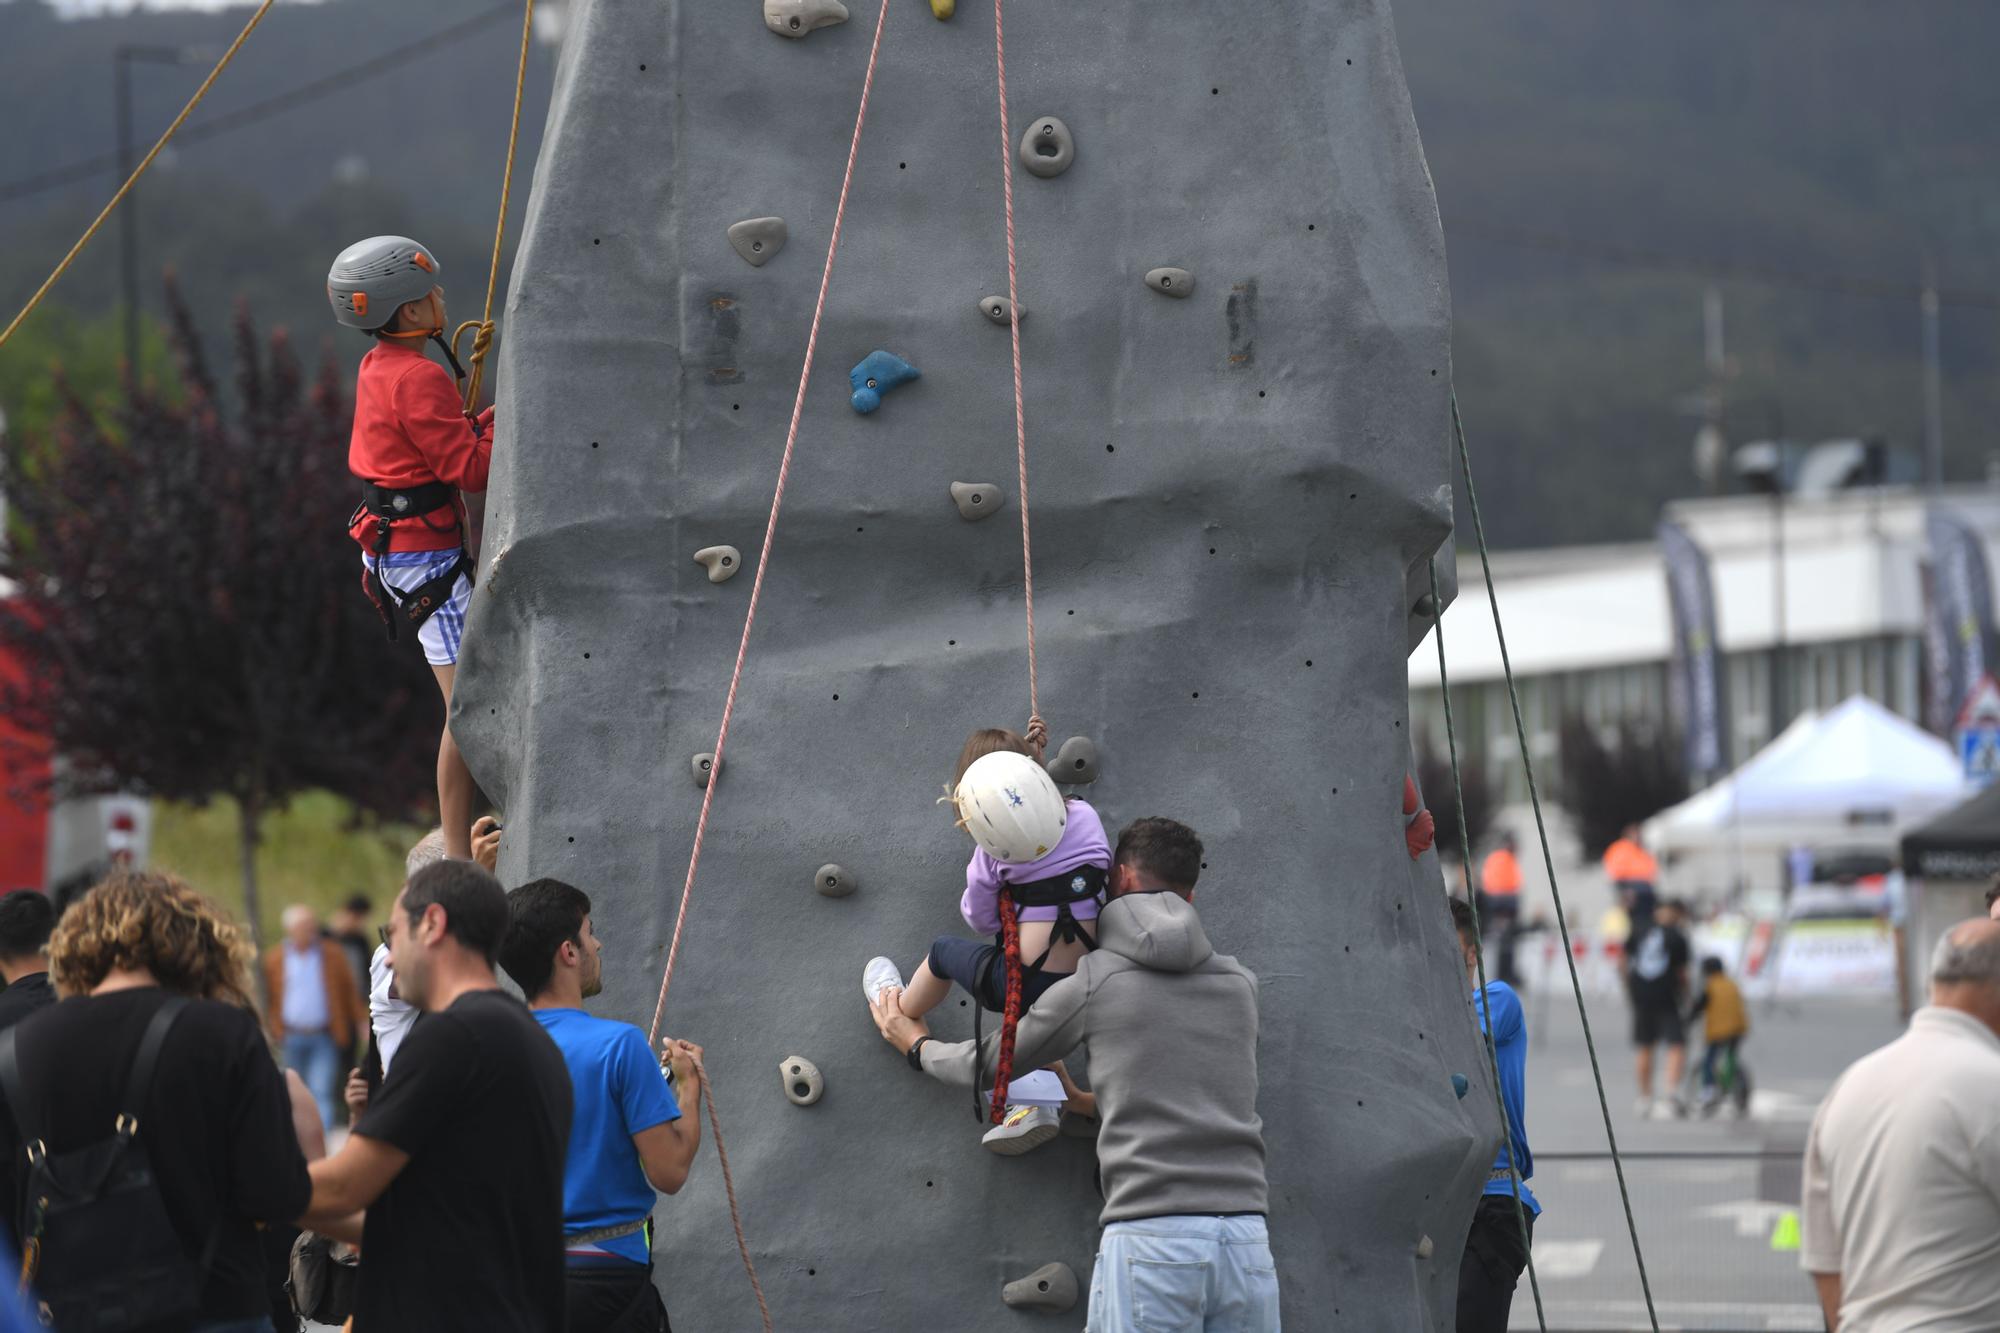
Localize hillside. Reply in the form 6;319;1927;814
4;0;2000;546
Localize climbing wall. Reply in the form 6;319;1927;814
452;0;1499;1327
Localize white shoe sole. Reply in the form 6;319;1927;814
862;956;904;1006
983;1118;1061;1157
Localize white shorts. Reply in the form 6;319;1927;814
365;549;472;667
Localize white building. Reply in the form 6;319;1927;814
1409;484;2000;802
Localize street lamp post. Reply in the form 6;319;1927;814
114;44;204;375
1735;441;1790;739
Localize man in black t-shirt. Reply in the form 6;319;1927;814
301;859;571;1333
1624;897;1692;1119
0;890;55;1033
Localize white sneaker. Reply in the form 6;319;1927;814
983;1103;1061;1156
1633;1097;1655;1120
863;956;905;1006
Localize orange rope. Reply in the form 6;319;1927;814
992;0;1043;749
451;0;536;413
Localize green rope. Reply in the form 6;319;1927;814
1451;393;1663;1331
1428;557;1547;1332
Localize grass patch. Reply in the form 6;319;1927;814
149;791;427;944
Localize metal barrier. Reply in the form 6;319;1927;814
1511;1151;1823;1333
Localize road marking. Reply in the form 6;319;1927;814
1697;1198;1797;1238
1529;1238;1603;1279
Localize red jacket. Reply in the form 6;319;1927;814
347;339;495;553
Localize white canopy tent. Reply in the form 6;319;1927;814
1646;695;1969;896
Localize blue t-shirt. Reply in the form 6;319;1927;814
1472;981;1540;1216
536;1008;682;1265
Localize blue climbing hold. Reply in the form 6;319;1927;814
849;350;920;414
1451;1073;1469;1100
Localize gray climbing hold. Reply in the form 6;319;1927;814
764;0;847;38
814;864;857;898
779;1056;824;1106
978;295;1025;326
1145;267;1195;298
727;217;787;267
693;545;742;584
1415;1234;1435;1260
1414;592;1441;618
1046;736;1099;785
1451;1072;1469;1100
949;482;1005;522
1019;116;1075;179
692;753;719;788
1002;1262;1079;1313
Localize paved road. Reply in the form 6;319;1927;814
1508;990;1903;1331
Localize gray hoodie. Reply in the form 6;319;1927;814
920;890;1268;1224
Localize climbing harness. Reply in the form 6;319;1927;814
451;0;538;415
973;865;1104;1123
0;0;279;352
351;483;474;644
1438;394;1662;1332
1426;558;1547;1332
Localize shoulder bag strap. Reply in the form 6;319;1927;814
0;1026;34;1146
117;994;192;1134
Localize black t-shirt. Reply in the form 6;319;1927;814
1626;921;1690;1006
352;988;571;1333
0;973;54;1033
0;988;311;1330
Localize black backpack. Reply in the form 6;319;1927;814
0;995;207;1332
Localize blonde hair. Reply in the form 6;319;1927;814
953;727;1032;790
49;870;255;1008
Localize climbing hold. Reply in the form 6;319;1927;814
1413;592;1441;618
1451;1072;1469;1100
849;350;920;414
949;482;1005;522
726;217;787;268
692;753;719;788
978;295;1025;326
1046;736;1099;785
929;0;954;16
763;0;847;38
1018;117;1075;179
1416;1234;1434;1260
814;864;857;898
693;545;742;584
1002;1262;1079;1313
1145;267;1195;298
779;1056;824;1107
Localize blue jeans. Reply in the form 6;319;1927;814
283;1029;342;1129
1086;1215;1280;1332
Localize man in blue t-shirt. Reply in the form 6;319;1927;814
1450;895;1540;1333
501;878;706;1333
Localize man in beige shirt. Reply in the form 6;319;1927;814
1801;918;2000;1331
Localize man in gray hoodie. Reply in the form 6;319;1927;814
870;817;1277;1330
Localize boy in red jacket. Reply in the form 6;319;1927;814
327;236;494;861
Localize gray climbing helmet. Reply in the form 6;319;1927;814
326;236;441;331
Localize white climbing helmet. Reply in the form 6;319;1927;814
327;236;441;331
953;751;1067;864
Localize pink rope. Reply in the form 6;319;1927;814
992;0;1041;739
648;0;891;1040
643;6;893;1327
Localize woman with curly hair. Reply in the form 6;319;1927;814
1;871;313;1333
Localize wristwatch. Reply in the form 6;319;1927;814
907;1036;930;1071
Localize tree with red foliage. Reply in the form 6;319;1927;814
0;283;439;952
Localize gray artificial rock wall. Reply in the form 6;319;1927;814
452;1;1498;1326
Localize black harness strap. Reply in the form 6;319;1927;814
353;480;472;644
967;865;1106;1122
